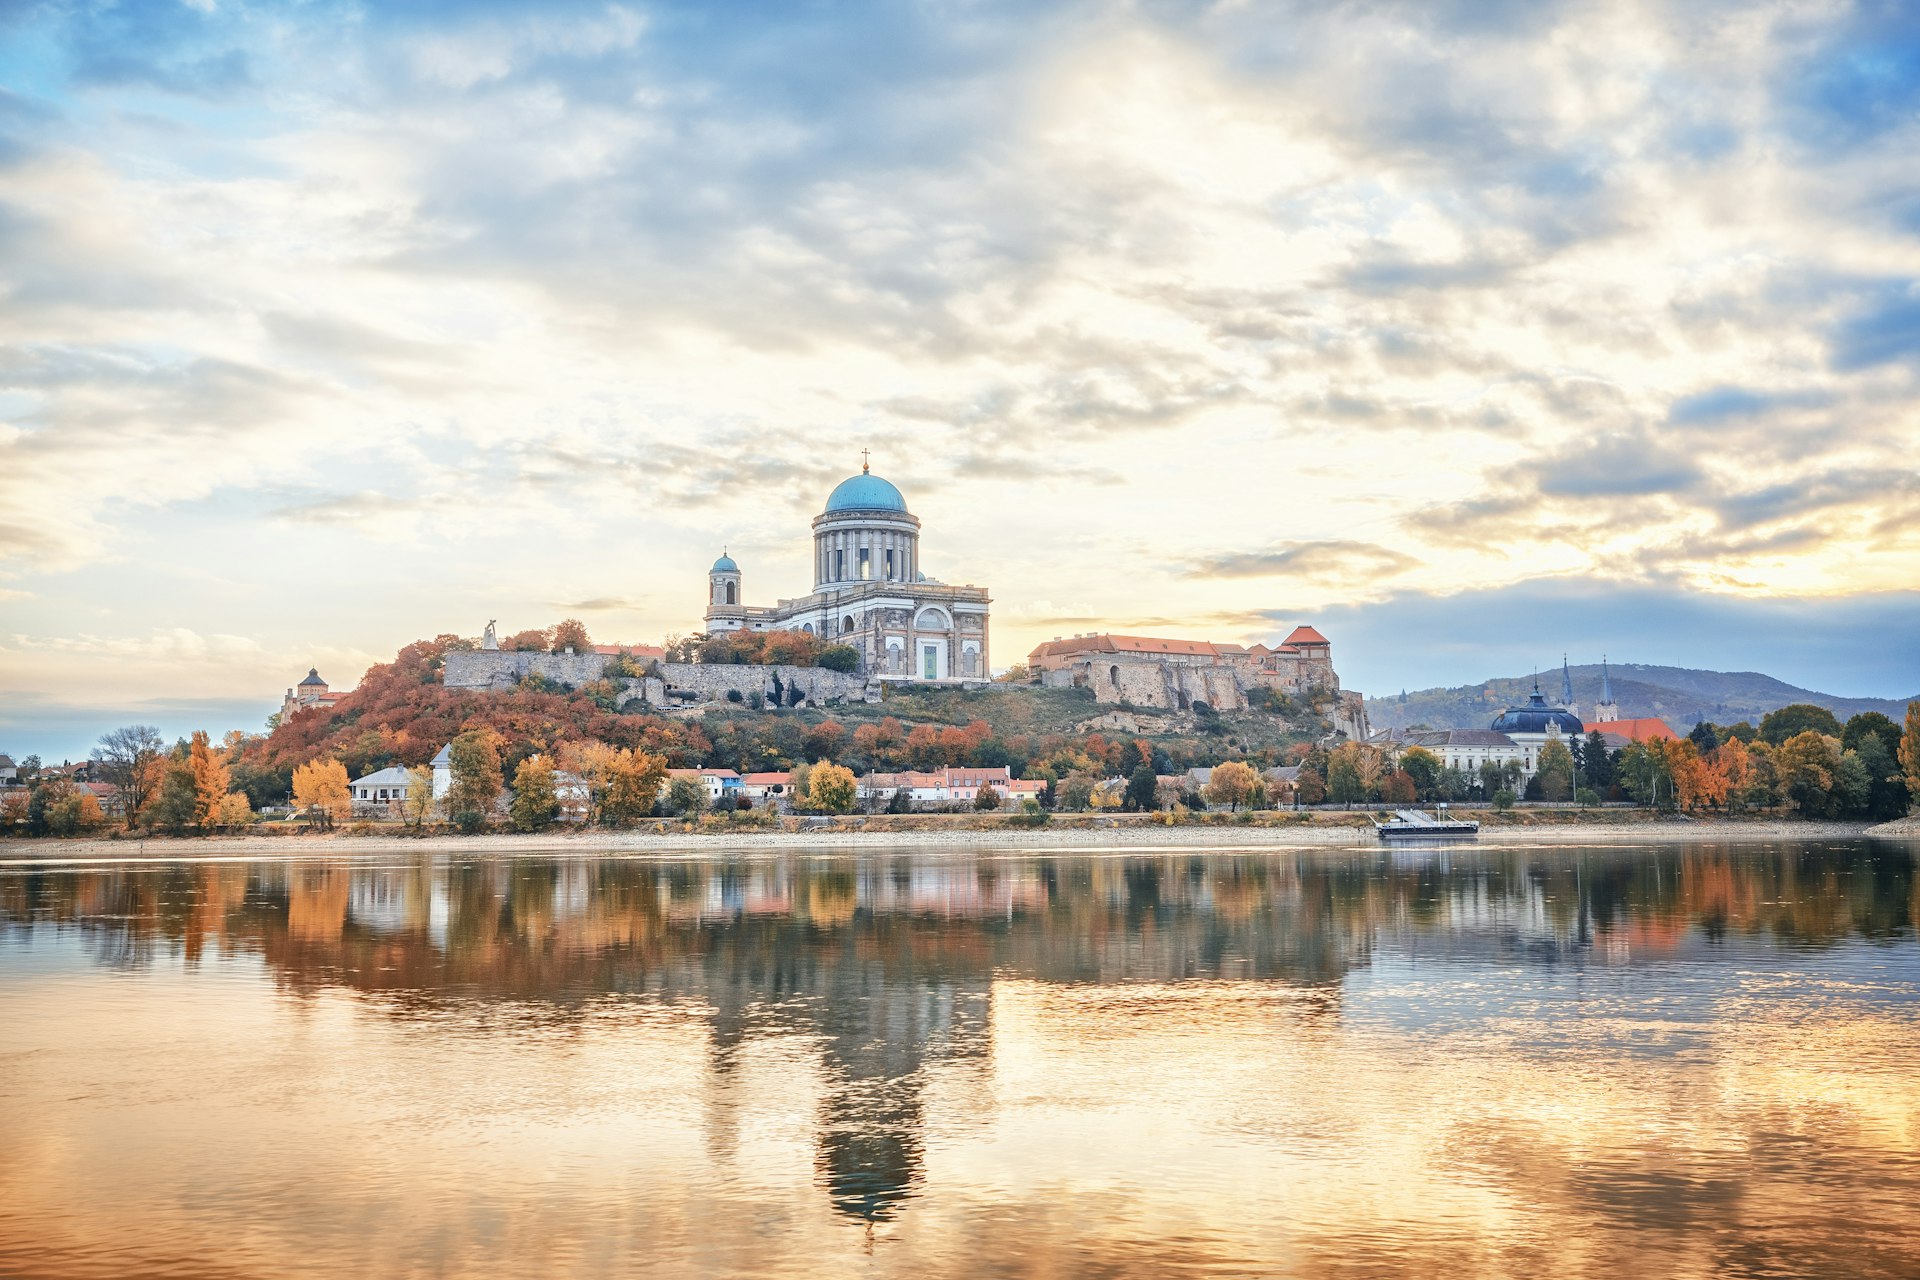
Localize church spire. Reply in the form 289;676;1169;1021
1561;653;1574;709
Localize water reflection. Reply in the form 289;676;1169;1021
2;841;1917;1276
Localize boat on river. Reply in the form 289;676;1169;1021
1373;807;1480;841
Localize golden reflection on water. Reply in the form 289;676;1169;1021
1;842;1918;1278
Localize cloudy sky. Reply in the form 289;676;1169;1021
3;0;1919;758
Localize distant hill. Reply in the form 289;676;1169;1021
1365;664;1918;734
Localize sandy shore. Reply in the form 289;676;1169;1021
0;817;1895;862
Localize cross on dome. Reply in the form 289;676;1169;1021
860;448;870;473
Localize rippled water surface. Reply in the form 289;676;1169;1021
3;839;1919;1278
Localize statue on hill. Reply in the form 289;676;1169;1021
482;620;499;651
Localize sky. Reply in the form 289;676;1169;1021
3;0;1919;761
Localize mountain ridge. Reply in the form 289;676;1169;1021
1364;663;1918;733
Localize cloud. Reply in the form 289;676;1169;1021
1829;280;1920;370
1191;541;1421;582
558;596;647;612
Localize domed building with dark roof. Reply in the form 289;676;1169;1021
703;459;991;682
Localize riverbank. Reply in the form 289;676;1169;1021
0;813;1893;861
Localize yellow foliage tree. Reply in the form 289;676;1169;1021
188;730;232;831
603;748;668;825
292;759;351;830
806;762;857;814
217;791;253;827
1204;760;1261;811
1901;701;1920;812
399;765;437;829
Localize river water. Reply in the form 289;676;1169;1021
2;839;1917;1278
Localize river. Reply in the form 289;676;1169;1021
2;839;1916;1277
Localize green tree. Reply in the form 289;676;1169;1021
1760;703;1842;745
1842;712;1902;757
147;756;199;833
1535;739;1576;802
509;755;560;831
1399;747;1440;799
817;644;860;673
665;775;709;816
1582;730;1613;791
1124;764;1159;812
1058;769;1098;812
446;729;504;833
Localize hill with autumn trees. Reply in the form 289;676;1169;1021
225;632;1323;806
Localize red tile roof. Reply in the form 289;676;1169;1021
1595;718;1679;742
1283;625;1329;646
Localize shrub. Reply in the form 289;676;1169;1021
1575;787;1600;806
1491;789;1516;811
1009;799;1051;827
818;645;860;673
973;785;1001;811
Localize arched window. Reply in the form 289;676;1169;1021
842;615;854;634
914;607;950;631
1110;665;1120;686
802;623;813;634
725;582;736;605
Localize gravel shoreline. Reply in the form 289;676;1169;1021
0;818;1892;862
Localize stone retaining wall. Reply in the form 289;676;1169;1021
443;650;618;691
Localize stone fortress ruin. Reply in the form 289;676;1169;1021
1027;628;1369;739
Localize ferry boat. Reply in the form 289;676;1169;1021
1373;806;1480;842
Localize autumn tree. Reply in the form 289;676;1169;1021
807;762;858;814
446;728;504;833
1326;744;1370;804
399;765;437;829
510;755;560;832
1772;731;1836;815
1205;760;1261;811
973;785;1001;811
217;792;254;827
292;759;351;830
1901;702;1920;814
91;724;164;829
187;730;233;830
1058;768;1099;812
501;628;551;652
1379;769;1416;806
147;752;199;833
550;619;591;653
604;748;668;824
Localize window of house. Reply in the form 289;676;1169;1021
885;549;895;579
858;548;871;579
834;550;845;580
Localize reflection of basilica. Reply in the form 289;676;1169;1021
8;845;1912;1222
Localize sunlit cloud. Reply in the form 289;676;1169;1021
2;0;1919;754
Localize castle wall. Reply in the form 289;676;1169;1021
646;663;872;707
443;650;617;691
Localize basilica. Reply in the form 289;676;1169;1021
703;461;991;682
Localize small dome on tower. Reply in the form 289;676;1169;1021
298;667;326;687
711;552;739;573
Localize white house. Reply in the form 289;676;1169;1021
351;766;418;813
431;743;453;799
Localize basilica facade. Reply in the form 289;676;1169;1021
703;463;991;682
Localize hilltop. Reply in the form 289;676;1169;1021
1366;664;1918;733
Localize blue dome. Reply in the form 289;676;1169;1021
711;553;738;573
1490;691;1585;737
824;472;908;513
